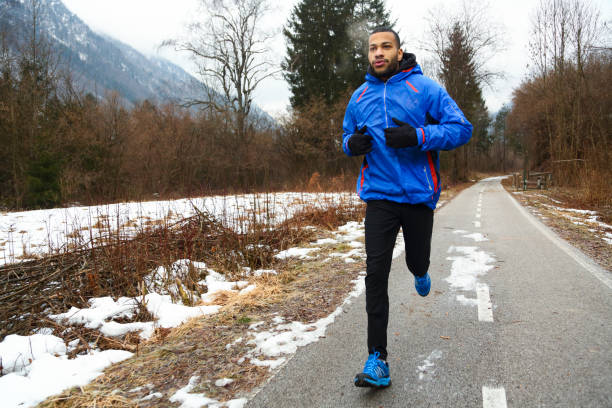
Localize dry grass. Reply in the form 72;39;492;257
41;393;138;408
37;237;365;407
1;197;358;339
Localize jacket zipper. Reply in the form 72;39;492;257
383;81;388;128
423;166;433;191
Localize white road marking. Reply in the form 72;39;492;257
506;187;612;290
476;283;494;322
474;221;481;228
482;386;508;408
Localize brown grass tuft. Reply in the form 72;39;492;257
40;391;138;408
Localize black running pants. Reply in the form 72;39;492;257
364;200;434;360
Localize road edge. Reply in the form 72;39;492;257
503;183;612;290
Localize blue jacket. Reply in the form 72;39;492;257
342;55;472;209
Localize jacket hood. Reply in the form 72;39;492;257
366;52;418;81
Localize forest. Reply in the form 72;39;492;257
0;0;609;211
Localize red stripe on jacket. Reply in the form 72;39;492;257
359;164;369;193
357;86;368;102
405;80;419;93
426;152;438;192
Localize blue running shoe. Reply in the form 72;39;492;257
354;351;390;388
415;273;431;297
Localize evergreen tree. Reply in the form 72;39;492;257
438;22;490;181
283;0;393;108
348;0;394;87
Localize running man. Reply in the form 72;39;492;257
342;27;472;388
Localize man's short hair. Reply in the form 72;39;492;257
370;26;401;48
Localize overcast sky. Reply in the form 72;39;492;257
62;0;611;118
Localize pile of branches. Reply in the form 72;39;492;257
0;212;215;339
0;200;361;340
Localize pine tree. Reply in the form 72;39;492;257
283;0;393;108
348;0;394;86
438;22;490;181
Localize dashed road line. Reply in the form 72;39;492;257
478;185;507;407
476;283;493;322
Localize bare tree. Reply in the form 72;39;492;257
420;1;504;181
524;0;609;188
529;0;605;76
421;0;504;88
163;0;277;145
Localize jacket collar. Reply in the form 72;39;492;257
366;53;420;83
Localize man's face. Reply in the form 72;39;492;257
368;32;403;79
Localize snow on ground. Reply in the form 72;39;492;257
0;192;359;265
417;350;443;381
446;245;495;292
446;226;497;319
236;222;407;372
243;274;365;369
0;333;132;408
453;230;488;242
515;193;612;246
169;376;247;408
274;247;320;260
0;192;374;407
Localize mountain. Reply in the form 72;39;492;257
0;0;209;107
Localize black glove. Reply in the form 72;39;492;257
384;117;418;148
348;125;373;155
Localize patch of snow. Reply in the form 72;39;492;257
0;338;131;408
456;295;478;307
249;357;286;370
272;316;285;325
336;221;364;242
542;204;597;215
274;247;320;260
417;350;442;380
462;232;488;242
445;246;495;292
0;334;66;375
245;273;365;368
146;293;220;328
200;270;249;303
169;376;219;408
50;293;220;340
215;378;234;387
253;269;277;277
313;238;337;245
239;284;256;295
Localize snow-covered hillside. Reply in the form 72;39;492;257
0;0;204;106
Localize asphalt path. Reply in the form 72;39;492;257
247;177;612;407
